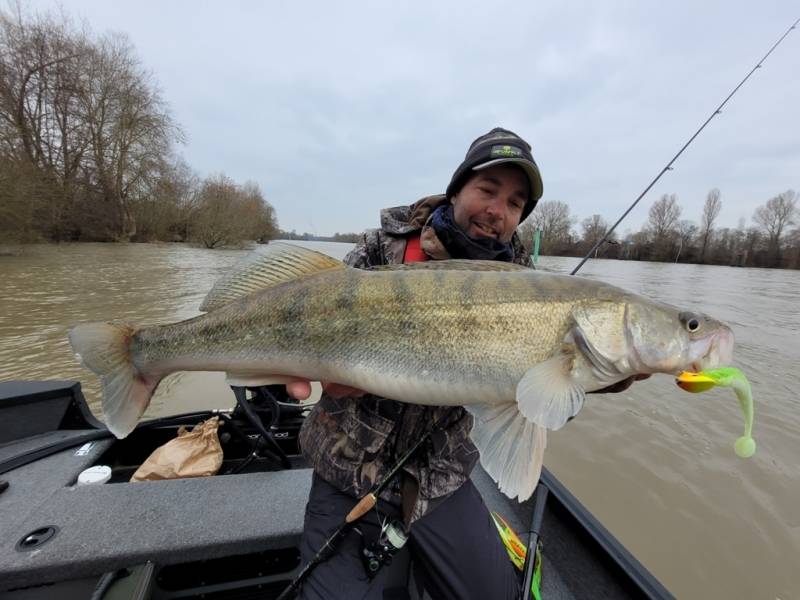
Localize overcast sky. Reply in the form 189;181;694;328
28;1;800;236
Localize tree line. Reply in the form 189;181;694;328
0;5;277;247
519;189;799;269
277;230;362;243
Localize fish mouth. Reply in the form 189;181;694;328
470;220;499;239
689;326;735;372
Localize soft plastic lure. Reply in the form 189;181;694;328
491;512;542;600
676;367;756;458
491;512;526;570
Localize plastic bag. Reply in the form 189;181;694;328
130;416;223;482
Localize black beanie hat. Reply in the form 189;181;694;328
445;127;544;222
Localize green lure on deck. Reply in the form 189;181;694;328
676;367;756;458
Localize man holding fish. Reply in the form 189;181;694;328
287;128;641;600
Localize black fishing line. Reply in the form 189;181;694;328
570;16;799;276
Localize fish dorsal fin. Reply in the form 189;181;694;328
200;243;345;311
368;259;529;272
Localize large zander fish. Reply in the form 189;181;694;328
69;243;734;500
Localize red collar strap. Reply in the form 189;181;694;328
402;234;429;263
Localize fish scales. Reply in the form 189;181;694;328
134;268;621;404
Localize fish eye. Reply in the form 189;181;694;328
679;312;702;333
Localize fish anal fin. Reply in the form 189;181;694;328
516;350;586;430
200;242;345;312
466;402;546;501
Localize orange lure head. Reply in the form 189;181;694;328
676;370;717;393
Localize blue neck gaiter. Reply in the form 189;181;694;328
430;205;514;261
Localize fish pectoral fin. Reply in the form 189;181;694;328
466;402;546;502
225;373;304;387
516;353;586;430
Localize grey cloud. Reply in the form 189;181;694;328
29;0;799;234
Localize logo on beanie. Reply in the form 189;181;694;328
490;145;523;158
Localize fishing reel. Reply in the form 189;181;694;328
361;520;408;577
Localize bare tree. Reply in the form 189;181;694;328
647;194;681;240
580;214;611;244
133;154;197;241
0;4;183;241
753;190;797;265
527;200;574;255
240;180;278;242
674;219;698;262
0;6;91;238
190;174;241;248
79;33;182;240
784;227;800;269
517;218;536;253
647;193;681;260
0;155;40;239
699;188;721;263
577;214;616;257
189;174;278;248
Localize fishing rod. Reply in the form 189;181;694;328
276;413;451;600
520;483;548;600
570;16;800;276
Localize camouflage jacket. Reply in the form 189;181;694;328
299;194;533;523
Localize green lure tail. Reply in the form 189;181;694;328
676;367;756;458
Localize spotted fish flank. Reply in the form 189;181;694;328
69;243;734;502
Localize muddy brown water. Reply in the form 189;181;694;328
1;241;798;599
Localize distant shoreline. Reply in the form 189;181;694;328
3;239;797;271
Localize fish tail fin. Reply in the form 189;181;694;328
68;322;156;439
466;402;547;501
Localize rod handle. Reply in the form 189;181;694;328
345;493;377;523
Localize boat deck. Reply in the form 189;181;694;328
0;381;672;599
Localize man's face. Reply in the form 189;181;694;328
450;164;529;243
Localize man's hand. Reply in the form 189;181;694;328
590;374;651;394
285;379;368;401
286;380;312;401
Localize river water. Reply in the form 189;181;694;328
1;242;798;599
